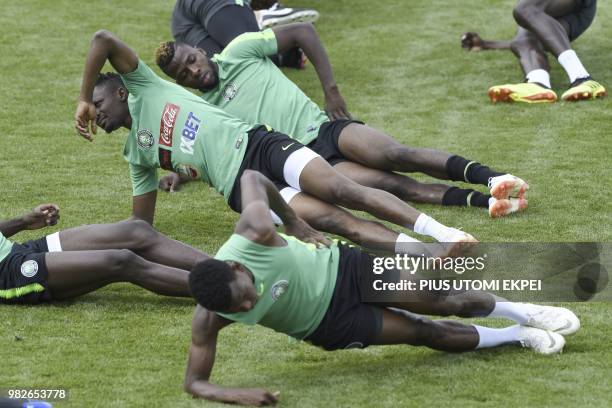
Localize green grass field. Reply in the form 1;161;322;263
1;0;611;406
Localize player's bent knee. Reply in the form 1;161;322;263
126;219;157;247
512;2;538;27
107;249;139;275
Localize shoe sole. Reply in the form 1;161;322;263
488;87;557;104
490;180;529;200
261;11;320;28
562;89;607;101
489;199;528;218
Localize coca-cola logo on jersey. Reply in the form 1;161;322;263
159;103;180;147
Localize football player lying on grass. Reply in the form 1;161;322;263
461;0;605;103
183;170;579;406
155;22;528;219
0;204;207;304
75;30;479;257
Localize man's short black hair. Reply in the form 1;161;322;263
95;72;125;90
189;259;236;312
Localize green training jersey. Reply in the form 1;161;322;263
0;232;14;264
201;30;329;145
120;60;253;201
216;233;340;339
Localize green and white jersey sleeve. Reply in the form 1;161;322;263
119;60;252;201
220;28;278;59
0;232;14;264
216;233;340;339
202;30;329;145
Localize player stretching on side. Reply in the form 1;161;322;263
183;171;579;406
461;0;606;103
75;30;480;255
0;204;208;304
155;23;528;218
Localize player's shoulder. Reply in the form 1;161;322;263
221;30;276;57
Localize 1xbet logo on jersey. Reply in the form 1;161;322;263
180;112;201;155
159;103;180;147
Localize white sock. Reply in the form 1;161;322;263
557;49;589;84
526;69;551;89
474;324;521;349
487;301;531;324
413;214;460;242
395;233;421;253
395;233;442;256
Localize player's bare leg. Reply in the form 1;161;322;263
368;266;580;342
298;157;476;244
372;308;565;354
488;28;558;103
287;191;414;254
334;124;527;213
45;249;190;300
57;219;209;270
332;161;517;215
332;161;450;204
336;124;450;179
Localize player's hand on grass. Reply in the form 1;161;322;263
324;86;352;121
284;217;331;248
461;32;483;51
159;172;182;192
75;99;97;141
230;388;279;406
23;204;60;230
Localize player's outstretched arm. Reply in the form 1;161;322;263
461;32;512;51
0;204;60;238
235;170;330;247
75;30;139;140
272;23;351;120
185;307;279;406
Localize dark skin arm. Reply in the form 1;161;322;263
158;171;188;192
75;30;139;141
185;306;280;406
235;170;330;247
0;204;60;238
75;31;159;224
461;32;512;51
272;23;352;120
131;190;157;225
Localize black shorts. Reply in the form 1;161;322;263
305;244;383;351
307;119;364;166
228;125;306;212
562;0;597;41
0;237;52;304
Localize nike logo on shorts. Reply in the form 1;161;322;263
282;143;296;151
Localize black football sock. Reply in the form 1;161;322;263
445;155;504;186
442;187;491;208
